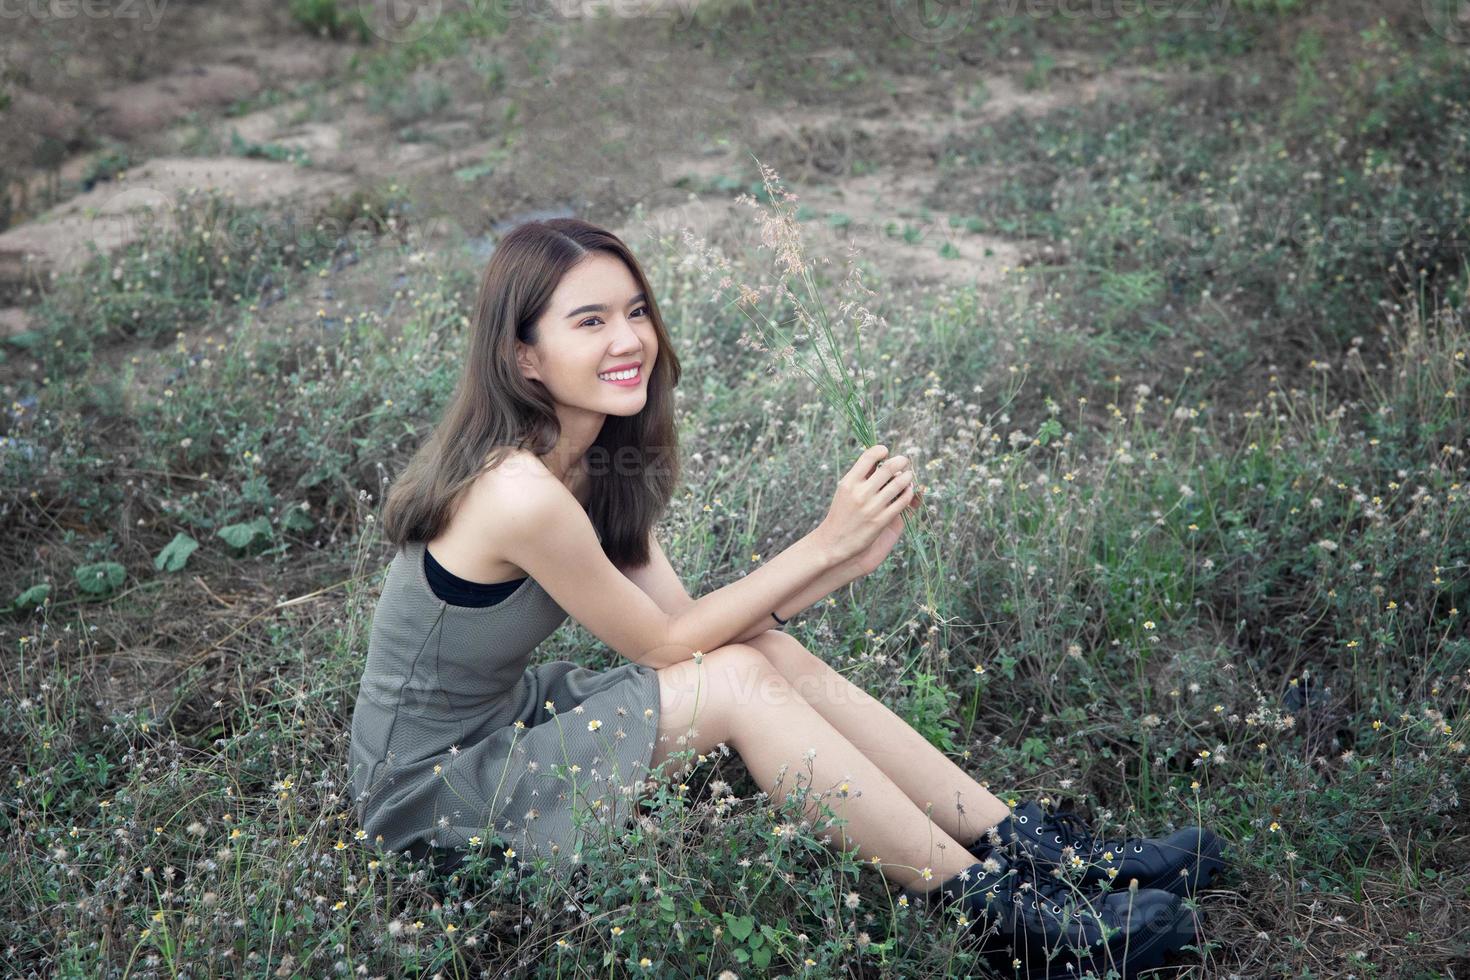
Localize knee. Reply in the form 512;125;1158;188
746;630;821;679
704;643;788;694
698;643;802;716
703;642;773;673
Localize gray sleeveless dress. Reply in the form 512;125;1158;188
347;531;663;869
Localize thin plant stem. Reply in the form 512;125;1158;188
692;159;949;613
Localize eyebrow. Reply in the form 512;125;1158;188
564;292;647;319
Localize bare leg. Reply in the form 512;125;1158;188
652;645;975;891
746;630;1011;846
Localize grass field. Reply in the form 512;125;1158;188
1;0;1467;976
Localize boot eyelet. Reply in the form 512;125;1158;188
1018;815;1028;824
1054;835;1063;844
1030;900;1038;909
1035;827;1043;835
1133;845;1143;853
1051;905;1062;914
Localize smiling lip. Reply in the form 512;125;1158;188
598;362;643;387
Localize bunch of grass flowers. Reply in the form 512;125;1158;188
679;157;943;612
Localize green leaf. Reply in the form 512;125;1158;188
283;505;315;532
724;913;754;941
218;517;272;549
13;583;51;609
155;532;199;573
752;946;771;969
75;561;126;595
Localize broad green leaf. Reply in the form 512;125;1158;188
14;583;50;609
155;532;199;573
724;913;753;941
75;561;126;595
218;517;272;549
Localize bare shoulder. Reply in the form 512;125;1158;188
472;447;561;494
463;453;678;668
470;447;588;538
468;449;574;520
431;449;573;582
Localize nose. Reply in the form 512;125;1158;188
610;314;644;355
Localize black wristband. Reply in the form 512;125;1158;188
770;610;789;626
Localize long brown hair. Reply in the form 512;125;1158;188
379;218;682;569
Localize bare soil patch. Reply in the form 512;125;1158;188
0;158;354;294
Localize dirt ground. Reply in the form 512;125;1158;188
0;0;1197;342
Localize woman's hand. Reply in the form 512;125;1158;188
815;444;921;567
844;482;923;578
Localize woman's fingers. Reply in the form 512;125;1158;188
881;481;917;520
875;469;915;506
850;444;890;484
866;453;910;487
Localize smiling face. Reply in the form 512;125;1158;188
516;251;658;421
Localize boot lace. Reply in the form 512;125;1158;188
1007;845;1091;909
1046;809;1124;856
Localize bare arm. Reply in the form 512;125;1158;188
728;556;862;643
664;531;837;659
622;529;860;648
637;443;907;647
617;530;698;621
492;476;842;671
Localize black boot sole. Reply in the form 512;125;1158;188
1006;898;1199;980
899;889;1200;980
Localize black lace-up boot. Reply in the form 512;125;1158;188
971;800;1227;898
900;842;1197;979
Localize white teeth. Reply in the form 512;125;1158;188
598;367;638;381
